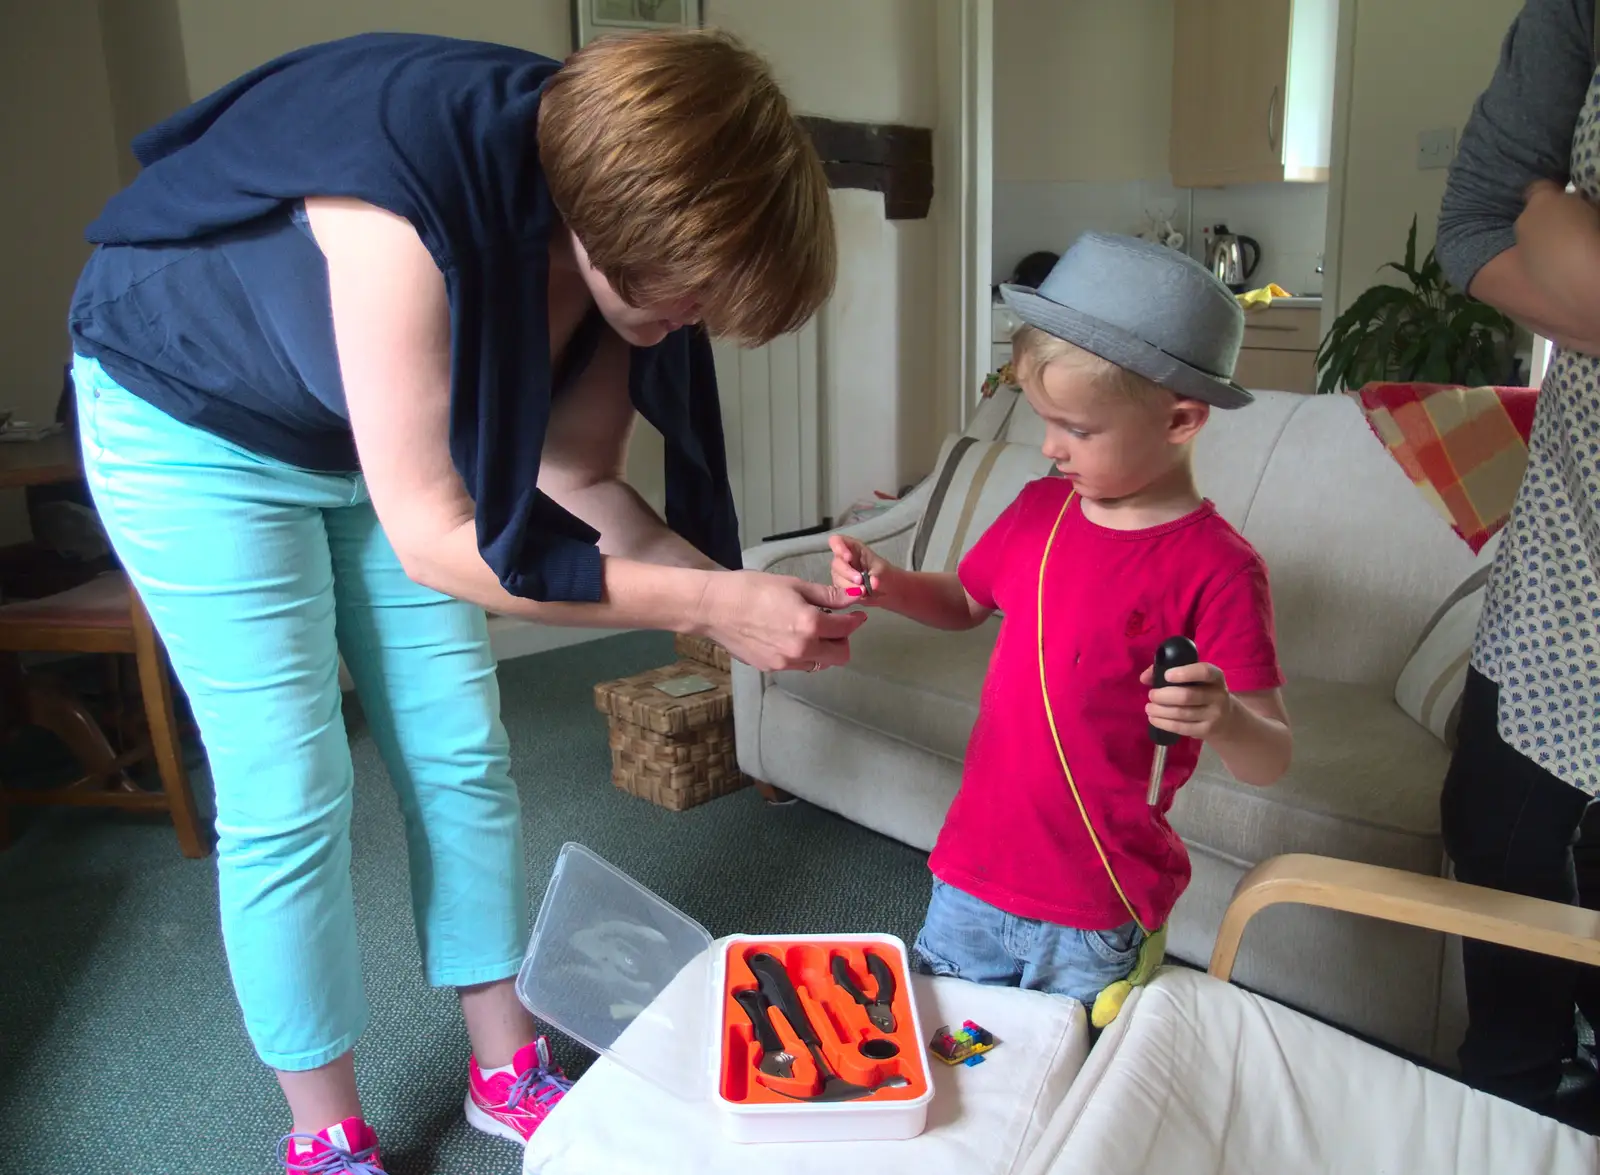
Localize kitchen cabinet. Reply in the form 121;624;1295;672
1234;304;1322;394
1170;0;1339;189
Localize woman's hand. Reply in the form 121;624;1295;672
829;533;994;631
829;535;892;606
694;570;864;672
1141;662;1234;740
1523;177;1570;204
1143;663;1292;787
1516;179;1587;258
1513;180;1600;342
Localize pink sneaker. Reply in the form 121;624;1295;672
277;1117;384;1174
464;1037;573;1144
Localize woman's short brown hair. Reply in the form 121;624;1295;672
538;29;836;345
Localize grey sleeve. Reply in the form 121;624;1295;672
1436;0;1594;293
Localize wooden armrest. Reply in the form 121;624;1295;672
1208;853;1600;982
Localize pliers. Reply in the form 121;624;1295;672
831;951;896;1033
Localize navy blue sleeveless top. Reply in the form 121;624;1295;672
69;32;740;603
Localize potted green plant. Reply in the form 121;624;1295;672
1314;217;1517;395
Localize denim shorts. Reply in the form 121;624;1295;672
912;878;1144;1006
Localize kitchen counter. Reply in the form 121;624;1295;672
1237;299;1324;394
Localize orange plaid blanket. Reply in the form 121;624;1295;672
1356;382;1537;553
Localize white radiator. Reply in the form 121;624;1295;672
712;318;823;546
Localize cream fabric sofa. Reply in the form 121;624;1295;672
732;387;1491;1065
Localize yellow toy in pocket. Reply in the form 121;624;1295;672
1090;924;1167;1028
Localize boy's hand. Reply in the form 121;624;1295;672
829;534;892;605
1141;661;1236;740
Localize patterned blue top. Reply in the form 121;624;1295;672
1440;0;1600;793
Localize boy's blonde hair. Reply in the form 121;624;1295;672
1011;324;1169;403
539;29;836;346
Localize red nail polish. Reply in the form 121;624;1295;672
846;587;863;597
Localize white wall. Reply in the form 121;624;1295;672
1192;183;1328;298
991;0;1328;297
0;0;124;543
174;0;572;91
1326;0;1524;317
713;0;940;520
713;0;938;127
97;0;191;184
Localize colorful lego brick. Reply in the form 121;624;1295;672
929;1019;998;1066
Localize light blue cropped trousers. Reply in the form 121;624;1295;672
73;355;528;1070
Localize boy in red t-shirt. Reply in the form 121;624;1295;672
830;233;1292;1019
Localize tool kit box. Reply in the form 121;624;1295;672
715;935;931;1141
516;843;933;1144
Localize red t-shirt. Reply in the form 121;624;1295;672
928;477;1284;932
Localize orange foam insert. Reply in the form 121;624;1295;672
719;939;929;1106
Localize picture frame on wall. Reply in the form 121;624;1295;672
573;0;703;48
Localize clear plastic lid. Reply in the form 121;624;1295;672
516;843;716;1102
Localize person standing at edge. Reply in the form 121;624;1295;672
1436;0;1600;1131
68;29;860;1171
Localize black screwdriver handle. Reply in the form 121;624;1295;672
733;987;787;1055
1148;636;1200;748
748;952;820;1048
865;950;896;1006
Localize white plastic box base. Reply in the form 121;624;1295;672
712;933;933;1145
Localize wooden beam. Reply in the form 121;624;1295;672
799;116;934;220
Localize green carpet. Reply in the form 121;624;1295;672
0;632;932;1174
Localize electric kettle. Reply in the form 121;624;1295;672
1205;225;1262;292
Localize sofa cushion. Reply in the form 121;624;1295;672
782;634;1448;875
980;388;1489;688
1188;389;1307;528
524;969;1091;1175
1001;386;1306;533
1394;542;1495;746
1018;968;1594;1175
777;612;996;762
1233;392;1485;687
1356;382;1536;554
757;690;962;850
911;439;1054;573
1171;677;1448;874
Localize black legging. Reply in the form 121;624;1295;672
1441;667;1600;1098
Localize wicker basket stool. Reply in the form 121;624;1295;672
593;661;748;811
673;633;732;673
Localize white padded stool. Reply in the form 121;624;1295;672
1021;968;1599;1175
523;964;1091;1175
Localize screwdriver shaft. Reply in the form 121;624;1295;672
1146;745;1168;806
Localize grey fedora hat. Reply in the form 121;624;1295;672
1000;232;1252;409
